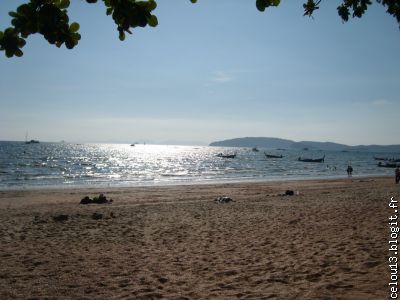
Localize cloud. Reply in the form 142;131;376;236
370;99;392;107
211;71;233;83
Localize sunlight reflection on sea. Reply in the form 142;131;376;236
0;142;396;189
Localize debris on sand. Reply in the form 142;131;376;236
80;193;113;205
52;214;69;222
91;212;103;220
285;190;294;196
214;196;234;203
278;190;299;197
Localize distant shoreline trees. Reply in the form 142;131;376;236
1;0;399;58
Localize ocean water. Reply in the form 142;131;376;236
0;141;397;190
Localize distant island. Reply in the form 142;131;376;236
209;137;400;153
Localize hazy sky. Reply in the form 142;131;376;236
1;1;399;145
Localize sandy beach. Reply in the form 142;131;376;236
0;176;398;299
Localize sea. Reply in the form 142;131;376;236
0;141;397;190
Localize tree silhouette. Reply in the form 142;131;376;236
1;0;399;58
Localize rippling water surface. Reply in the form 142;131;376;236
0;141;397;189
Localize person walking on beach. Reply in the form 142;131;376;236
347;165;353;177
396;166;400;184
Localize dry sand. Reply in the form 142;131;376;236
0;177;398;299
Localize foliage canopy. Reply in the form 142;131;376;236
1;0;399;58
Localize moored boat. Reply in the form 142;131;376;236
264;152;283;159
298;155;325;163
24;130;39;144
216;153;236;159
377;162;399;168
389;158;400;163
374;156;400;162
373;156;388;161
25;139;39;144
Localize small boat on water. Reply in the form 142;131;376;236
374;156;400;162
24;131;39;144
25;139;39;144
298;155;325;163
216;153;236;159
264;152;283;159
378;162;399;168
374;156;388;161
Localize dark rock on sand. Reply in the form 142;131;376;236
52;214;69;222
215;196;233;203
80;196;92;204
80;193;113;205
92;213;103;220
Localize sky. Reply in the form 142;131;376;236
0;0;399;146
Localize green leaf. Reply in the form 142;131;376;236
16;4;30;15
8;12;19;18
72;32;81;41
147;0;157;11
65;38;74;49
106;7;113;15
256;0;266;12
119;31;125;41
147;15;158;27
59;0;70;9
5;49;13;58
15;49;23;57
69;22;80;32
18;38;26;48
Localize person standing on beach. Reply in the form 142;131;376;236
396;166;400;184
347;165;353;177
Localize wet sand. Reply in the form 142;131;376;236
0;177;397;299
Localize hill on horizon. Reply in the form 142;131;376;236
209;137;400;153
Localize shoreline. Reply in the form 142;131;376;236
0;173;392;193
0;176;398;299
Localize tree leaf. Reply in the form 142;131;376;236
5;49;13;58
271;0;280;6
8;11;19;18
256;0;266;12
59;0;70;10
147;0;157;11
15;49;23;57
147;15;158;27
119;31;125;41
70;22;80;32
